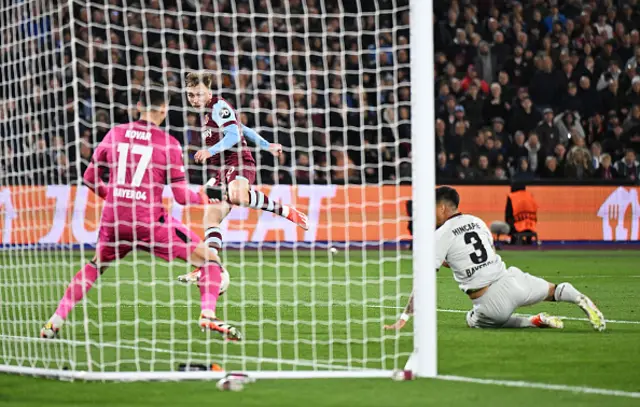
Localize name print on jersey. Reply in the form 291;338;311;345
124;130;151;141
451;222;482;236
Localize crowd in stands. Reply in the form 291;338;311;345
435;0;640;182
2;0;640;186
0;0;411;186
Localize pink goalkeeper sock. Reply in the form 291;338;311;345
54;262;99;320
199;263;222;315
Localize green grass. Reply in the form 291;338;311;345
1;249;639;406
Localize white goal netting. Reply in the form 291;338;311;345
0;0;417;379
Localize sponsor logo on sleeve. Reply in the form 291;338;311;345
219;108;231;119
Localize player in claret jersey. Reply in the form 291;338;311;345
177;72;308;284
40;85;241;341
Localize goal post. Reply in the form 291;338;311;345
0;0;436;381
409;0;437;378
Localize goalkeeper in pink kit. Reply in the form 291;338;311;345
40;86;242;341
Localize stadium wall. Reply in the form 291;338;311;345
0;185;638;245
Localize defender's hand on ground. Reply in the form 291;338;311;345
195;150;212;163
384;319;407;330
268;143;283;157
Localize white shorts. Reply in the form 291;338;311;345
466;266;550;328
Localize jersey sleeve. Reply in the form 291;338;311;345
434;226;454;269
211;99;238;128
168;139;186;183
92;131;111;165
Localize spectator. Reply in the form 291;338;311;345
602;124;626;160
552;143;566;166
614;149;640;181
540;156;564;178
474;41;498;84
512;157;535;182
594;153;618;180
536;108;563;154
561;82;583;112
554;110;585;145
623;104;640;135
530;56;558;108
493;119;511;150
493;166;509;180
295;153;311;185
503;45;530;88
493;137;508;167
557;61;579;95
624;77;640;107
590;142;603;170
597;62;621;91
456;152;477;180
436;151;455;180
484;136;499;165
524;133;545;174
460;65;489;94
564;147;592;180
461;83;484;127
483;83;509;125
509;96;541;135
476;154;491;179
600;79;624;114
497;70;517;104
578;76;601;118
491;31;511;70
544;5;567;32
509;131;528;165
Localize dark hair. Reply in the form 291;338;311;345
435;186;460;209
139;84;167;110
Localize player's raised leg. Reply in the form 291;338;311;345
178;172;308;286
150;217;242;341
227;177;309;230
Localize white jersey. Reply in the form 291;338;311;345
435;213;507;292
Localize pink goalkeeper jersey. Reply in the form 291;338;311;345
92;120;186;225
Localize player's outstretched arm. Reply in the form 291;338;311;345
194;123;242;163
83;162;108;199
242;124;282;157
384;291;414;330
171;180;204;206
194;99;244;163
168;139;205;205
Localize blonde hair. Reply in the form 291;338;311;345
185;72;214;88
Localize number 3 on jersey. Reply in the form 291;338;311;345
464;231;488;265
116;143;153;187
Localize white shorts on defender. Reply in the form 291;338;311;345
466;266;550;328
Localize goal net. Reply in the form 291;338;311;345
0;0;432;380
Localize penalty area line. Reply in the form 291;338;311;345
436;374;640;399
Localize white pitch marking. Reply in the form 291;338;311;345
436;374;640;399
375;307;640;326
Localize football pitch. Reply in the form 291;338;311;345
1;249;639;406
